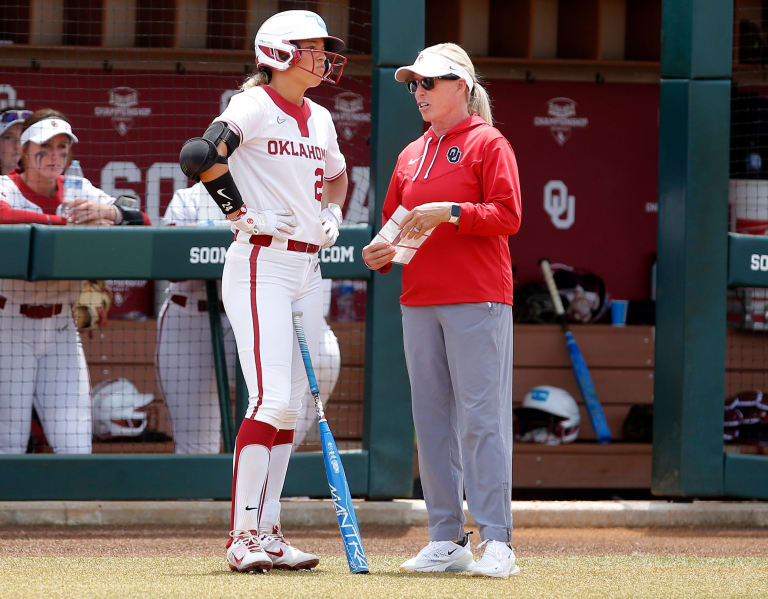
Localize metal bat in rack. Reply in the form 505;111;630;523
292;311;369;574
539;259;612;444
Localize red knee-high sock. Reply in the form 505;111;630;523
229;419;278;538
259;429;294;532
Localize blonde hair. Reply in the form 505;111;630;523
422;42;493;126
241;68;271;90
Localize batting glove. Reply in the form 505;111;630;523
319;203;342;249
230;207;297;241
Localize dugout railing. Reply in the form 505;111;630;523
0;225;383;500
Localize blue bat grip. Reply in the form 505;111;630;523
293;312;320;397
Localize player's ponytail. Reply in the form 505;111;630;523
241;67;271;90
424;42;494;126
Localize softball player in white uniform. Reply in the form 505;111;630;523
0;110;144;454
156;182;339;454
179;10;348;572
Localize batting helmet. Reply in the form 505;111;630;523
514;386;580;445
92;378;154;439
254;10;346;84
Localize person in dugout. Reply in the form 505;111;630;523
0;107;31;176
0;108;149;455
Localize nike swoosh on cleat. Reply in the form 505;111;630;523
447;548;458;555
265;549;284;557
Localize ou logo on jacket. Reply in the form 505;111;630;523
446;146;462;164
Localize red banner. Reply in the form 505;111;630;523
489;81;659;300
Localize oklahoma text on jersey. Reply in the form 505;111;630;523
267;140;326;161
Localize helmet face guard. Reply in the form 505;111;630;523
513;410;579;445
257;41;347;85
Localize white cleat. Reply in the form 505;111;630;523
400;538;474;573
227;530;273;573
258;525;319;570
471;540;520;578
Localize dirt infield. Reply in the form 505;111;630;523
2;525;768;558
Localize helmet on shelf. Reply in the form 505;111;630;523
92;378;154;439
514;385;580;445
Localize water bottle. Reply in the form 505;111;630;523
336;282;356;322
63;159;83;205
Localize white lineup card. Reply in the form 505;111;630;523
373;205;434;265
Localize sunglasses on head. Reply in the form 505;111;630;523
406;74;460;93
1;110;32;124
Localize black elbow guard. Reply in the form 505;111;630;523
179;121;240;182
201;170;244;216
179;137;222;182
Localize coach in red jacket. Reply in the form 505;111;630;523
363;43;522;579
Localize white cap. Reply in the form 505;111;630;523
20;118;79;145
395;51;474;92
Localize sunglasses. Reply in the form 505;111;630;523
406;75;460;93
1;110;32;124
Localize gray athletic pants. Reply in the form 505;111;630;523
402;302;514;543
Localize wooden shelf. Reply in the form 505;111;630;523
484;0;660;62
514;442;652;488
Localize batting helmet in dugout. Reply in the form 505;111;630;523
92;378;154;439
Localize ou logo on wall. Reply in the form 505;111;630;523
544;180;575;230
0;84;25;110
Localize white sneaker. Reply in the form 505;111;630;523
400;538;474;573
258;525;319;570
226;530;273;573
471;540;520;578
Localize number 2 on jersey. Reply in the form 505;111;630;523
314;168;324;202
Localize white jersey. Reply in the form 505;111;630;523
0;174;114;305
163;181;230;228
163;182;228;298
215;85;345;247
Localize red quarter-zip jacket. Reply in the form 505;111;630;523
380;114;522;306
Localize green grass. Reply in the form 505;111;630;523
1;555;767;599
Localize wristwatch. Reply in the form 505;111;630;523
449;203;461;224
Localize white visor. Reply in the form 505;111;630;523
395;51;474;92
20;118;79;145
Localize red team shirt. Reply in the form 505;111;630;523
382;114;522;306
